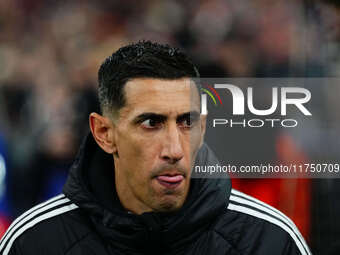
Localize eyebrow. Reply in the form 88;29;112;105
133;113;166;124
177;111;200;122
133;111;201;123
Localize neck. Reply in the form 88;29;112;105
114;158;152;215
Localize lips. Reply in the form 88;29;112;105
157;175;184;183
156;174;184;189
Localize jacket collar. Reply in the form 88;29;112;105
63;133;231;253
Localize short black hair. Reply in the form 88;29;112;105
98;40;200;116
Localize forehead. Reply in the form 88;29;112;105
121;78;200;116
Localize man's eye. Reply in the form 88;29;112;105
141;119;161;129
179;117;194;128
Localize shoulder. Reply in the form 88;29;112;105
215;189;312;255
0;194;90;255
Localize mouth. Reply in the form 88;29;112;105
155;172;185;189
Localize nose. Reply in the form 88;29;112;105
160;123;184;164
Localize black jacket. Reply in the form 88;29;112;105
1;134;311;255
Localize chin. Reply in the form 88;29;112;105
157;203;181;212
156;195;185;212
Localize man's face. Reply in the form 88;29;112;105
113;78;205;213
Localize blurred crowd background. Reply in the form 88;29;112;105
0;0;340;253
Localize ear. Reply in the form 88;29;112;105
89;113;116;154
199;114;207;148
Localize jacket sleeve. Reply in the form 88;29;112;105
283;236;312;255
7;243;24;255
0;238;24;255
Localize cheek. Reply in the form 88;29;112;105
186;128;204;169
189;127;203;151
117;130;160;177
